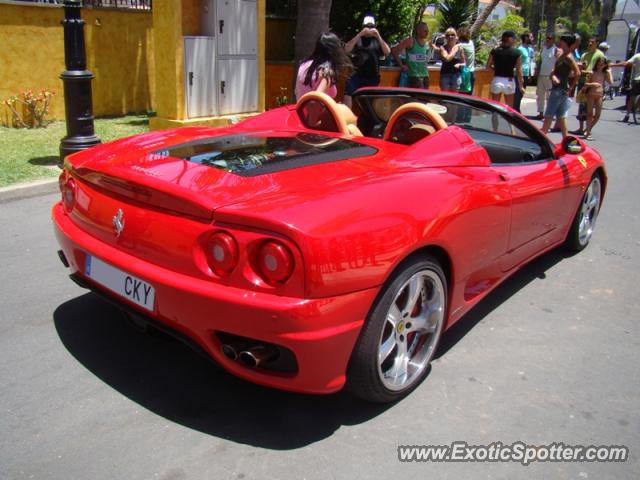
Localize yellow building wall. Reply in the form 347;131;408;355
150;0;185;125
0;3;154;121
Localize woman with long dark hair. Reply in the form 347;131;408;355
295;32;353;100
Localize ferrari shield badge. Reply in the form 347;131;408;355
577;155;588;168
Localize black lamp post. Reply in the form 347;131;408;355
59;0;100;161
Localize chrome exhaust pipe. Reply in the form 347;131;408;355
239;345;278;368
221;343;239;360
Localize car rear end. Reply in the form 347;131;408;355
52;131;381;394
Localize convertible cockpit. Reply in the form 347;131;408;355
295;88;557;165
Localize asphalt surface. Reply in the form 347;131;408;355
1;97;639;479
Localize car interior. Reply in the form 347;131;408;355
295;90;555;166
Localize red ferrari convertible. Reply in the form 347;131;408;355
53;88;606;402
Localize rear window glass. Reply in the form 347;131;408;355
152;132;377;176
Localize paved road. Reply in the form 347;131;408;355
1;98;639;480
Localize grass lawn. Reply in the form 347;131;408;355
0;114;150;188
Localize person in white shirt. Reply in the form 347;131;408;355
535;34;561;120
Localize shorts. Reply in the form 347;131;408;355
631;80;640;96
491;76;516;95
407;75;429;89
345;74;380;96
440;73;461;91
544;88;572;119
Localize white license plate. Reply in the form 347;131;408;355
85;255;155;312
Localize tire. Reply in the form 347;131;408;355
346;254;447;403
565;174;603;252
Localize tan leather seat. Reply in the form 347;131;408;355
296;91;362;137
383;102;447;145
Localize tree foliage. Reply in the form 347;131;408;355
329;0;428;44
437;0;476;32
510;0;612;44
475;13;527;66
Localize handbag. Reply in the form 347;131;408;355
459;65;472;93
576;88;589;104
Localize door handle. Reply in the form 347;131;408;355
497;172;510;181
188;71;193;86
220;80;226;95
219;19;224;34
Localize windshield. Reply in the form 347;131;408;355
363;94;528;139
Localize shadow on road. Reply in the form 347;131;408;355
436;248;571;358
28;156;60;167
53;248;571;449
53;294;391;449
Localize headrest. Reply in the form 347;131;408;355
296;91;362;137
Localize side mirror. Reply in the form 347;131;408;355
558;135;585;155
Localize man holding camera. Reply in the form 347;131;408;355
344;15;390;107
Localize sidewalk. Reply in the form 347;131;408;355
0;177;59;204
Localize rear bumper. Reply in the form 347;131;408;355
52;202;379;394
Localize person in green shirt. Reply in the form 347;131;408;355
573;37;605;135
514;32;535;112
391;22;433;89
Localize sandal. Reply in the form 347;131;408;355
584;134;594;141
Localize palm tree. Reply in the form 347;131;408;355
293;0;333;71
569;0;583;31
597;0;618;39
437;0;476;31
545;0;558;36
470;0;501;37
529;0;543;45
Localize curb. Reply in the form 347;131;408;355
0;178;59;204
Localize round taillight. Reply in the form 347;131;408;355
258;241;294;284
208;232;238;276
62;178;76;212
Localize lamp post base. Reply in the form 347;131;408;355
59;134;102;162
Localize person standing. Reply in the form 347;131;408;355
343;15;391;108
598;41;610;56
436;27;466;92
621;52;640;122
582;57;613;140
514;32;535;112
573;37;605;135
391;22;433;89
535;34;561;119
542;34;581;139
457;27;475;95
551;33;582;132
295;32;353;100
572;33;582;61
487;30;525;108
